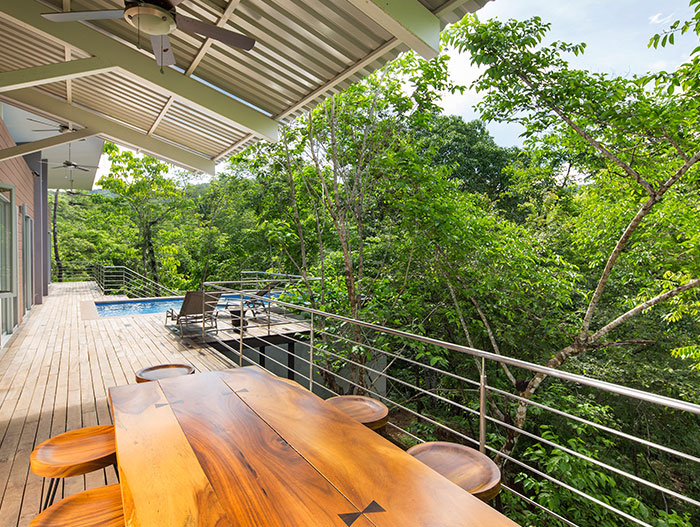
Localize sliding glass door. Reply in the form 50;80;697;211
0;186;17;342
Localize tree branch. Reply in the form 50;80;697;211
517;73;656;196
470;296;518;388
589;278;700;342
581;149;700;335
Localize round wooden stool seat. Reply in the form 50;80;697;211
325;395;389;430
29;483;124;526
31;425;116;479
135;363;195;383
407;441;501;501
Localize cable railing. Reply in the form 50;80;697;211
51;261;180;298
202;282;700;527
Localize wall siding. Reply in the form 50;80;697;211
0;116;37;324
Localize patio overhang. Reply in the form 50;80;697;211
0;0;490;176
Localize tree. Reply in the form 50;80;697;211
444;7;700;474
423;116;520;210
98;143;194;286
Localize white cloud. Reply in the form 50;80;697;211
649;12;673;24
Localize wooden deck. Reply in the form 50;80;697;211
0;282;236;527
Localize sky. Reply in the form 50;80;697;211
441;0;698;147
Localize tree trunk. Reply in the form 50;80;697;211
52;189;63;282
144;224;160;294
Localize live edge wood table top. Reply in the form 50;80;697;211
108;366;519;527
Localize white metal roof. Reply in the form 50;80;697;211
0;0;489;176
0;103;104;190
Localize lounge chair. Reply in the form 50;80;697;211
240;281;280;317
165;291;222;335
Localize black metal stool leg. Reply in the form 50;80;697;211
41;478;58;511
113;463;120;482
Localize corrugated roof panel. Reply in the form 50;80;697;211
38;82;68;101
153;112;242;159
0;16;70;69
69;72;171;131
0;0;488;171
155;100;247;156
176;0;394;115
149;129;221;159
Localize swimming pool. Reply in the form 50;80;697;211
95;295;244;317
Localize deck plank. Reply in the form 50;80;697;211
0;282;237;527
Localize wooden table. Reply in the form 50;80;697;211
109;367;519;527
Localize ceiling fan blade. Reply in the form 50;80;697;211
175;14;255;51
32;129;59;132
75;166;90;172
150;34;176;67
41;9;125;23
27;118;56;126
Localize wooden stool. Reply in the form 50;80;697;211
135;363;195;383
30;425;117;510
29;483;124;526
325;395;389;431
407;441;501;501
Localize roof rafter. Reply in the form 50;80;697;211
344;0;440;59
0;0;279;142
0;58;116;93
1;89;216;174
0;128;96;162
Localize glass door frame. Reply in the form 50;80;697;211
21;204;33;314
0;184;18;341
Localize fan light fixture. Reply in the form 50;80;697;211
124;5;176;35
41;0;256;67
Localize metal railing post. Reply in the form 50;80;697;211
479;356;487;454
239;292;244;367
202;288;205;339
309;313;314;391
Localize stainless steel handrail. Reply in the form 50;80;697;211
234;291;700;415
204;283;700;527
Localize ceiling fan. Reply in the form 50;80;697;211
27;118;77;134
42;1;256;67
50;160;99;173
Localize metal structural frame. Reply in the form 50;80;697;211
0;0;490;174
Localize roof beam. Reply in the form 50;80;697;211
0;57;115;93
345;0;440;59
1;89;216;174
0;128;96;162
0;0;279;142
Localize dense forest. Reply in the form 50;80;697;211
53;8;700;527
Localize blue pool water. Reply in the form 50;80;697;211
95;295;244;317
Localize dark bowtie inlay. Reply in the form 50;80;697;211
339;500;386;526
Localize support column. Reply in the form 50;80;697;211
32;161;42;304
41;159;49;295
